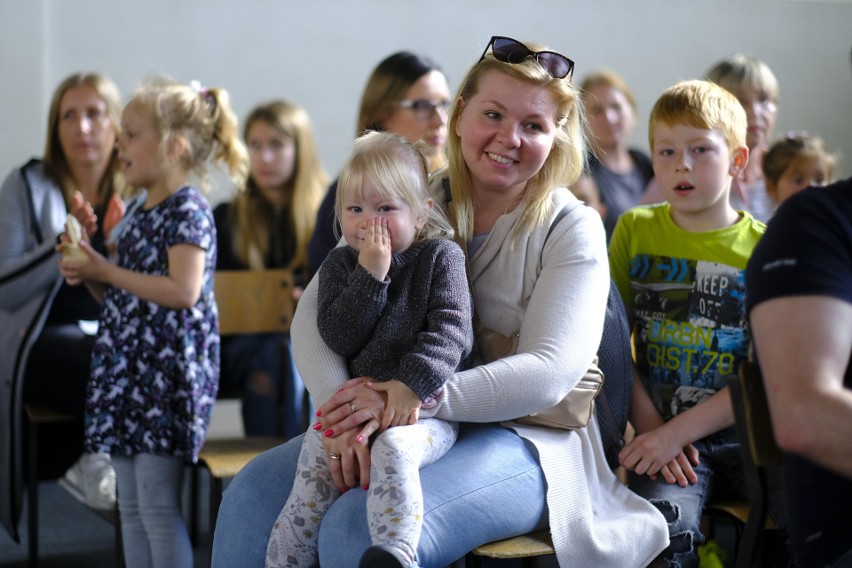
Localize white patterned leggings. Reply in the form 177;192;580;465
265;418;459;568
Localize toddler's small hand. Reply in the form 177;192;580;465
358;217;392;281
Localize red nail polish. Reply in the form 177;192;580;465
313;423;322;430
324;429;334;437
356;435;364;444
362;485;369;490
315;410;322;417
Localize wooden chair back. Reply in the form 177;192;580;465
735;360;783;467
214;269;294;335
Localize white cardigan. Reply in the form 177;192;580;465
293;187;668;567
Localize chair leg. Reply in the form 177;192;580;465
189;465;199;546
208;474;224;560
114;498;125;568
27;415;39;568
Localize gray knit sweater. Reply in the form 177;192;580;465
317;239;473;401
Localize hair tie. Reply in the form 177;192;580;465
190;79;216;113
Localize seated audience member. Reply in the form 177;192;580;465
212;35;669;568
762;132;837;207
214;100;327;438
747;178;852;568
306;51;451;279
576;69;654;240
705;53;780;222
0;73;123;537
609;79;766;567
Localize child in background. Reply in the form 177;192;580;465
59;79;247;568
265;131;473;568
763;133;837;206
608;80;765;567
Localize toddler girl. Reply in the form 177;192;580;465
59;78;247;568
265;131;473;568
763;133;836;206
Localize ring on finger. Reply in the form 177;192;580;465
329;452;341;460
350;402;357;414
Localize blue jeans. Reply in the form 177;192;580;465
113;454;192;568
629;427;745;568
219;333;309;438
212;423;548;568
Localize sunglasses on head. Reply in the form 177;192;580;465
479;36;574;80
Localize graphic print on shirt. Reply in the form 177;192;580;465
629;254;749;421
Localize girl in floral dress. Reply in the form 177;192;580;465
59;79;247;568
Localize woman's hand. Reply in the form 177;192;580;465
69;191;98;239
315;377;386;440
322;427;374;491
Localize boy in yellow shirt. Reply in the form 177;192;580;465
608;79;765;567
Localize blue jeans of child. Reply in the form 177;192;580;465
629;427;745;568
112;454;192;568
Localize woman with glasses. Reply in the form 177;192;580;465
307;51;451;279
0;72;124;539
213;37;668;568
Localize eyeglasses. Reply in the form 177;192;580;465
398;99;451;121
479;36;574;80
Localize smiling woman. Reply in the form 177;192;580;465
213;36;669;568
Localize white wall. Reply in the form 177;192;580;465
2;0;851;201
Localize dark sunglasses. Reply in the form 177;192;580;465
479;36;574;80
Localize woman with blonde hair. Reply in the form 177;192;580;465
213;37;668;567
576;69;653;240
705;53;780;221
0;72;127;539
214;99;328;437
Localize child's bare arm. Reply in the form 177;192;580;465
622;386;733;482
63;240;205;309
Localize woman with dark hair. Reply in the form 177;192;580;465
306;51;451;278
0;72;124;539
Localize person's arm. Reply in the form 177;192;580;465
61;239;205;309
435;204;610;423
0;166;64;309
370;242;473;428
751;295;852;477
317;249;387;358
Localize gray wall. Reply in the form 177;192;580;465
2;0;851;203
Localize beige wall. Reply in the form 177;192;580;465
2;0;851;199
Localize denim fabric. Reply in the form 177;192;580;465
112;454;192;568
219;333;309;438
629;427;745;568
212;423;547;568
